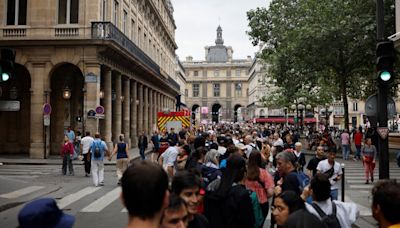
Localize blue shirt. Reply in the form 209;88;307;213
91;139;107;161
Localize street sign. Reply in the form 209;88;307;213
85;72;98;83
365;94;396;117
43;115;50;126
95;114;105;119
377;127;389;140
87;110;96;118
43;103;52;115
0;100;20;111
95;105;105;114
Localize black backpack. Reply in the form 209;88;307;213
93;141;102;158
311;202;341;228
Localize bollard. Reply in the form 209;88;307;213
341;163;345;202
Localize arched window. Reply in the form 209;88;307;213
259;109;265;117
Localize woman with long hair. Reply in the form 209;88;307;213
245;151;275;219
204;154;255;228
362;137;377;184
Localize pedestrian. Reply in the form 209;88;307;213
274;151;301;196
160;193;189;228
90;133;109;187
121;160;169;228
316;150;342;200
109;134;131;185
272;191;323;228
168;128;179;147
303;173;359;227
293;142;306;171
245;151;275;220
151;130;160;163
306;146;326;178
353;129;363;160
18;198;75;228
171;170;209;228
362;137;377;184
61;135;74;176
138;131;148;160
371;179;400;228
340;129;350;160
65;126;75;144
204;154;255;228
80;131;94;177
201;149;222;188
159;141;180;179
74;131;81;159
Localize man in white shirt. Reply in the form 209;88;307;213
80;131;94;177
159;143;179;179
302;173;359;228
317;150;343;200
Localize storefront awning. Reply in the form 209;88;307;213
255;117;317;124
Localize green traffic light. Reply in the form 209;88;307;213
1;72;10;81
379;71;391;81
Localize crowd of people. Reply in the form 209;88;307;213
24;123;400;228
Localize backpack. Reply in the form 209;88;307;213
248;190;264;228
311;202;341;228
296;171;310;193
93;141;102;158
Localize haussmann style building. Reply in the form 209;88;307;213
0;0;181;158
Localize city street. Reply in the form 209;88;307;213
0;152;399;228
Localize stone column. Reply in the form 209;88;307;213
113;72;122;143
149;89;153;133
84;63;102;136
143;86;149;135
138;83;143;135
103;67;112;148
153;90;157;130
130;80;137;146
123;76;131;146
29;62;48;158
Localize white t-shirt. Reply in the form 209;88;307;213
80;136;94;154
217;146;226;155
316;159;343;190
161;146;179;171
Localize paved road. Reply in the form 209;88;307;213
0;155;398;228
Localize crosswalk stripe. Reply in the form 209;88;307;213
345;195;372;216
58;186;100;209
81;187;121;212
0;186;44;199
349;185;373;189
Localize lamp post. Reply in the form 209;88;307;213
291;97;308;133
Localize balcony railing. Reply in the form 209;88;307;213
3;28;26;37
55;27;79;37
91;22;160;75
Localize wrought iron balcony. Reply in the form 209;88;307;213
91;21;160;75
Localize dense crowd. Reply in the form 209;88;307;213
16;123;400;228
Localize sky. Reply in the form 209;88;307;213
171;0;271;61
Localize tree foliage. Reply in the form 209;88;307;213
247;0;395;129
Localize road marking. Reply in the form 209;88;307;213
345;195;372;216
0;186;44;199
81;187;121;212
58;186;100;209
349;185;373;189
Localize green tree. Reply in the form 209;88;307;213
247;0;395;130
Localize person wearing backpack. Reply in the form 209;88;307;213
90;133;109;187
316;150;342;200
302;173;359;228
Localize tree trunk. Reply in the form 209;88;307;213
339;51;349;130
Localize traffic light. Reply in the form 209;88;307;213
0;48;16;82
376;41;395;84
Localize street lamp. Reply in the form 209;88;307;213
291;97;308;133
62;86;71;100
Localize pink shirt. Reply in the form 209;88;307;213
341;132;350;145
245;168;274;204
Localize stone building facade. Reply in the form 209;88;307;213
182;26;252;124
0;0;180;158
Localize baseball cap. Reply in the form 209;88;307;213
18;198;75;228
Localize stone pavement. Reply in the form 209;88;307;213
0;148;152;166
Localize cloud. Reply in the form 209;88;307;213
172;0;271;61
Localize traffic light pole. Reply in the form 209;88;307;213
376;0;389;179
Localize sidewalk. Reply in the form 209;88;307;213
0;148;152;166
